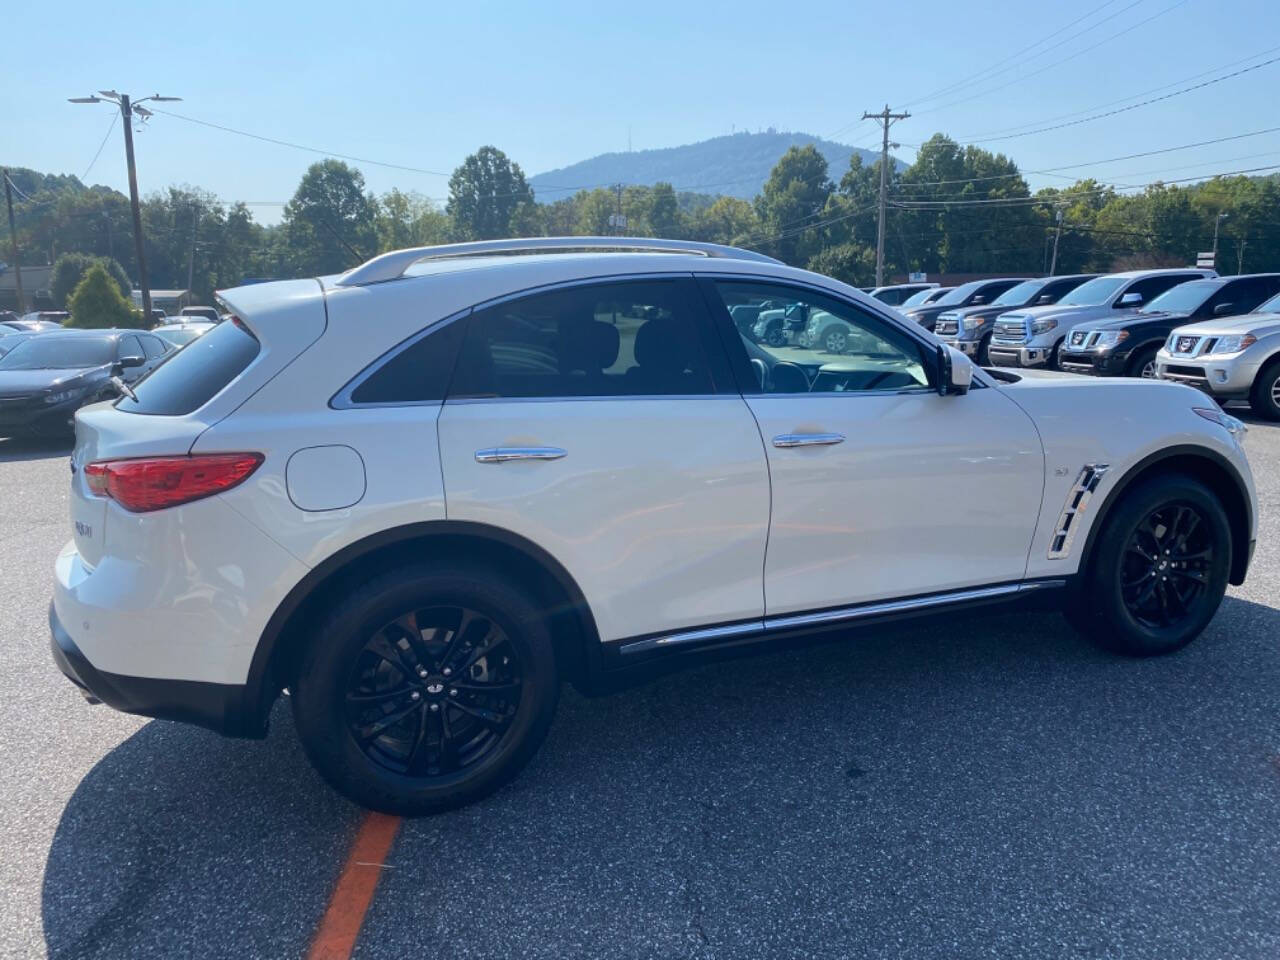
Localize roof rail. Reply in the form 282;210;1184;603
333;236;782;286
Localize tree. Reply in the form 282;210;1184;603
51;253;129;307
755;146;832;266
691;196;761;247
807;242;877;286
281;160;379;276
446;146;535;240
375;189;451;252
66;263;143;329
647;182;683;238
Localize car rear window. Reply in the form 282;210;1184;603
121;320;259;415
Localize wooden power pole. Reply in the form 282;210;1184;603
862;105;909;287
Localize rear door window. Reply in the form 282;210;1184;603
117;335;143;360
141;335;168;360
122;319;260;415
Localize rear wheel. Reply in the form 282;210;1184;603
823;327;848;354
1068;474;1230;656
292;563;559;815
1248;358;1280;421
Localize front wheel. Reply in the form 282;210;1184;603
1068;474;1231;656
1127;345;1160;379
976;333;992;366
1249;358;1280;421
823;327;848;354
292;563;559;815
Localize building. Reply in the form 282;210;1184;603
0;264;54;311
131;288;191;315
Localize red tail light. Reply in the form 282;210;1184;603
83;453;264;512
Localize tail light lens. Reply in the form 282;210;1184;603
83;453;264;512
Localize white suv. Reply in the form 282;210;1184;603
50;238;1259;815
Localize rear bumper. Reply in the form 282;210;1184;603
49;603;264;737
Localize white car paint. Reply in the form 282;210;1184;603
51;241;1258;711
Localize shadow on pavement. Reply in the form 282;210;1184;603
41;705;360;960
0;436;73;464
43;597;1280;959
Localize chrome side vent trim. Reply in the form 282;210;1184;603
1048;463;1110;559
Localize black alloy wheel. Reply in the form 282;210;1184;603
346;605;524;778
1120;503;1215;629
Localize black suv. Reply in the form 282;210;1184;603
900;277;1030;333
1059;274;1280;378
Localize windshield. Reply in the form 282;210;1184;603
0;337;114;370
1059;276;1127;306
992;280;1045;307
1256;291;1280;313
901;288;940;307
934;280;985;307
155;328;204;346
1142;280;1216;314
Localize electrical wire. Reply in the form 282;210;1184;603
82;111;119;181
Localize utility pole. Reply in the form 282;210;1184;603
862;105;909;287
187;204;199;295
3;170;26;314
1049;206;1065;276
1212;212;1228;266
69;89;182;322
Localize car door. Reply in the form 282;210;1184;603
116;334;147;382
701;276;1045;616
437;276;771;645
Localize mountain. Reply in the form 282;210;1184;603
528;131;897;204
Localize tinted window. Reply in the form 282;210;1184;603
1125;274;1198;306
712;280;931;395
0;337;115;370
934;280;986;306
348;317;467;405
117;335;143;360
992;280;1046;307
1206;276;1280;315
1142;280;1217;314
141;335;168;360
449;280;715;399
123;319;260;415
900;288;940;308
1060;276;1126;306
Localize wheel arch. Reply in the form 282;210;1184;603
243;521;602;734
1078;445;1254;588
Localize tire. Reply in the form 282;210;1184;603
1069;473;1231;657
976;333;992;367
1047;340;1062;371
823;327;848;354
766;328;786;347
1248;357;1280;421
292;562;560;815
1127;345;1159;379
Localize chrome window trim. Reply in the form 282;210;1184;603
330;307;471;410
615;580;1066;655
446;393;740;405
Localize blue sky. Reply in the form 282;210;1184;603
4;0;1279;223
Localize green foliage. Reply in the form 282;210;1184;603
66;263;143;329
375;188;451;252
447;146;535;240
807;243;877;286
755;146;832;265
281;160;379;276
51;253;129;307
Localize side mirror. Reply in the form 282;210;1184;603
936;344;973;396
111;355;145;376
1036;294;1055;304
1118;292;1143;307
970;295;986;305
1212;303;1236;317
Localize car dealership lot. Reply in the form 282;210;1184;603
0;417;1277;959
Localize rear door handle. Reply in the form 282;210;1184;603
772;433;845;448
475;446;568;463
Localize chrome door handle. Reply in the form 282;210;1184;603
772;432;845;448
475;446;568;463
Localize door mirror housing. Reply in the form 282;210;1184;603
1118;291;1143;307
1036;293;1055;304
110;355;145;377
1212;303;1236;317
936;344;973;396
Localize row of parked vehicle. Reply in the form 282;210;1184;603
0;308;222;439
852;270;1280;421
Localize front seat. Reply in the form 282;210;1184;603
557;313;621;393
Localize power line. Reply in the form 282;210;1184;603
913;0;1193;117
960;54;1280;144
82;111;119;181
902;0;1134;110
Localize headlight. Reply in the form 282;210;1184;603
43;388;80;405
1204;334;1257;356
1031;318;1058;334
1193;406;1247;443
1093;330;1129;350
962;316;983;331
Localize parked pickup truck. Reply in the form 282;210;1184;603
1060;274;1280;380
934;275;1096;365
900;278;1029;333
988;268;1215;370
1157;287;1280;420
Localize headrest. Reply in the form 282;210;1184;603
633;314;691;373
558;314;620;374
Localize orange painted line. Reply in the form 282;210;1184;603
307;812;403;960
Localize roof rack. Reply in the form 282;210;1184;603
334;236;781;286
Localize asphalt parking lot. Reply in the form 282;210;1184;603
1;416;1277;960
